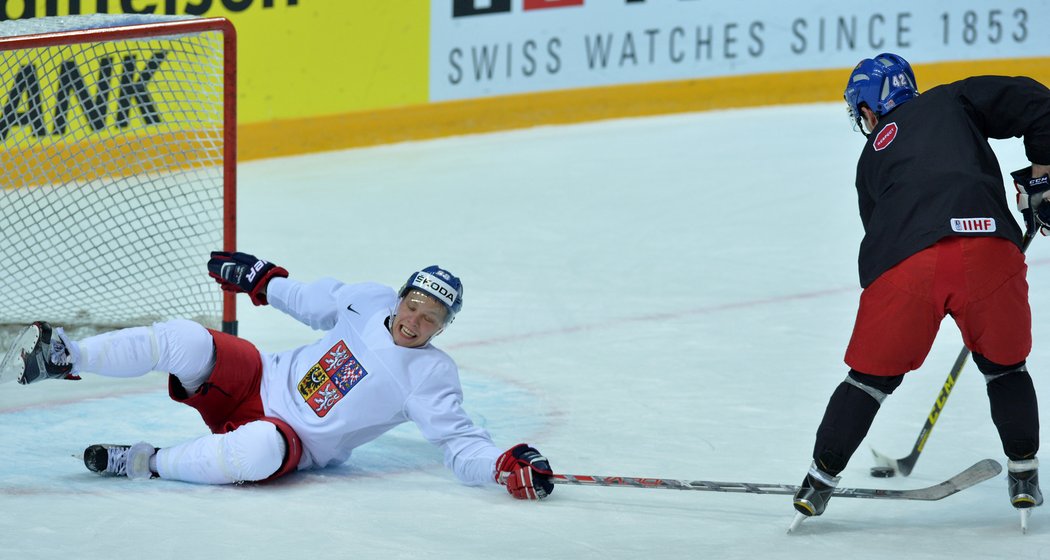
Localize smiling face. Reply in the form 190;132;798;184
390;289;449;348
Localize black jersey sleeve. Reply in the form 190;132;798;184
955;76;1050;163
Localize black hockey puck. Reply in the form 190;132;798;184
870;466;896;478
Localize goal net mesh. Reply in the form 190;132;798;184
0;15;233;348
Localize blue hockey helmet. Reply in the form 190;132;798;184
399;265;463;324
844;53;918;132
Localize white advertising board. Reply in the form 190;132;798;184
430;0;1049;101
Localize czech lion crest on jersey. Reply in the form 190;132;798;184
297;340;369;417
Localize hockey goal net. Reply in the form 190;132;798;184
0;14;237;347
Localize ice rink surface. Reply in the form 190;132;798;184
3;103;1050;559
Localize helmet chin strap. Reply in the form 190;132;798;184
862;116;876;136
858;106;878;137
387;297;401;333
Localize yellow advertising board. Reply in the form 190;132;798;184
1;2;1048;160
0;1;430;159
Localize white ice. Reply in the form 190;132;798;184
3;103;1049;559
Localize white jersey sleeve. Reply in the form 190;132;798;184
266;276;343;330
404;360;502;486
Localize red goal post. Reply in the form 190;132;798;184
0;15;238;341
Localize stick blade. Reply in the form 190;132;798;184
870;447;898;470
916;458;1002;500
870;446;916;477
833;458;1001;501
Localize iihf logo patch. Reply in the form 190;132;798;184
951;218;996;233
873;122;898;151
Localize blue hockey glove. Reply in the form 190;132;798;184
207;251;288;306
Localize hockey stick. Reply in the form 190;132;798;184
870;345;970;477
551;458;1000;501
871;229;1036;477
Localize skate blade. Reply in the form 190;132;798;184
0;324;41;386
1020;508;1031;534
787;512;808;534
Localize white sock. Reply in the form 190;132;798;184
154;421;286;484
76;327;159;378
73;320;215;391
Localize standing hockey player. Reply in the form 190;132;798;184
792;53;1050;528
1;252;554;501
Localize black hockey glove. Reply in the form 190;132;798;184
495;443;554;500
207;251;288;306
1013;166;1050;236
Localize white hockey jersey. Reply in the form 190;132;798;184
260;276;502;486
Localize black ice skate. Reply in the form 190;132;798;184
788;462;841;532
1011;470;1044;507
84;443;157;480
1008;459;1043;534
793;462;841;516
0;322;77;385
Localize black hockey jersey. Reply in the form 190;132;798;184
854;75;1050;287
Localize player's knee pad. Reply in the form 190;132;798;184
260;416;303;481
812;371;902;476
846;369;904;404
972;352;1028;383
222;420;287;482
153;319;215;392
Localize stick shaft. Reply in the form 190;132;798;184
551;473;796;495
551;458;1000;501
